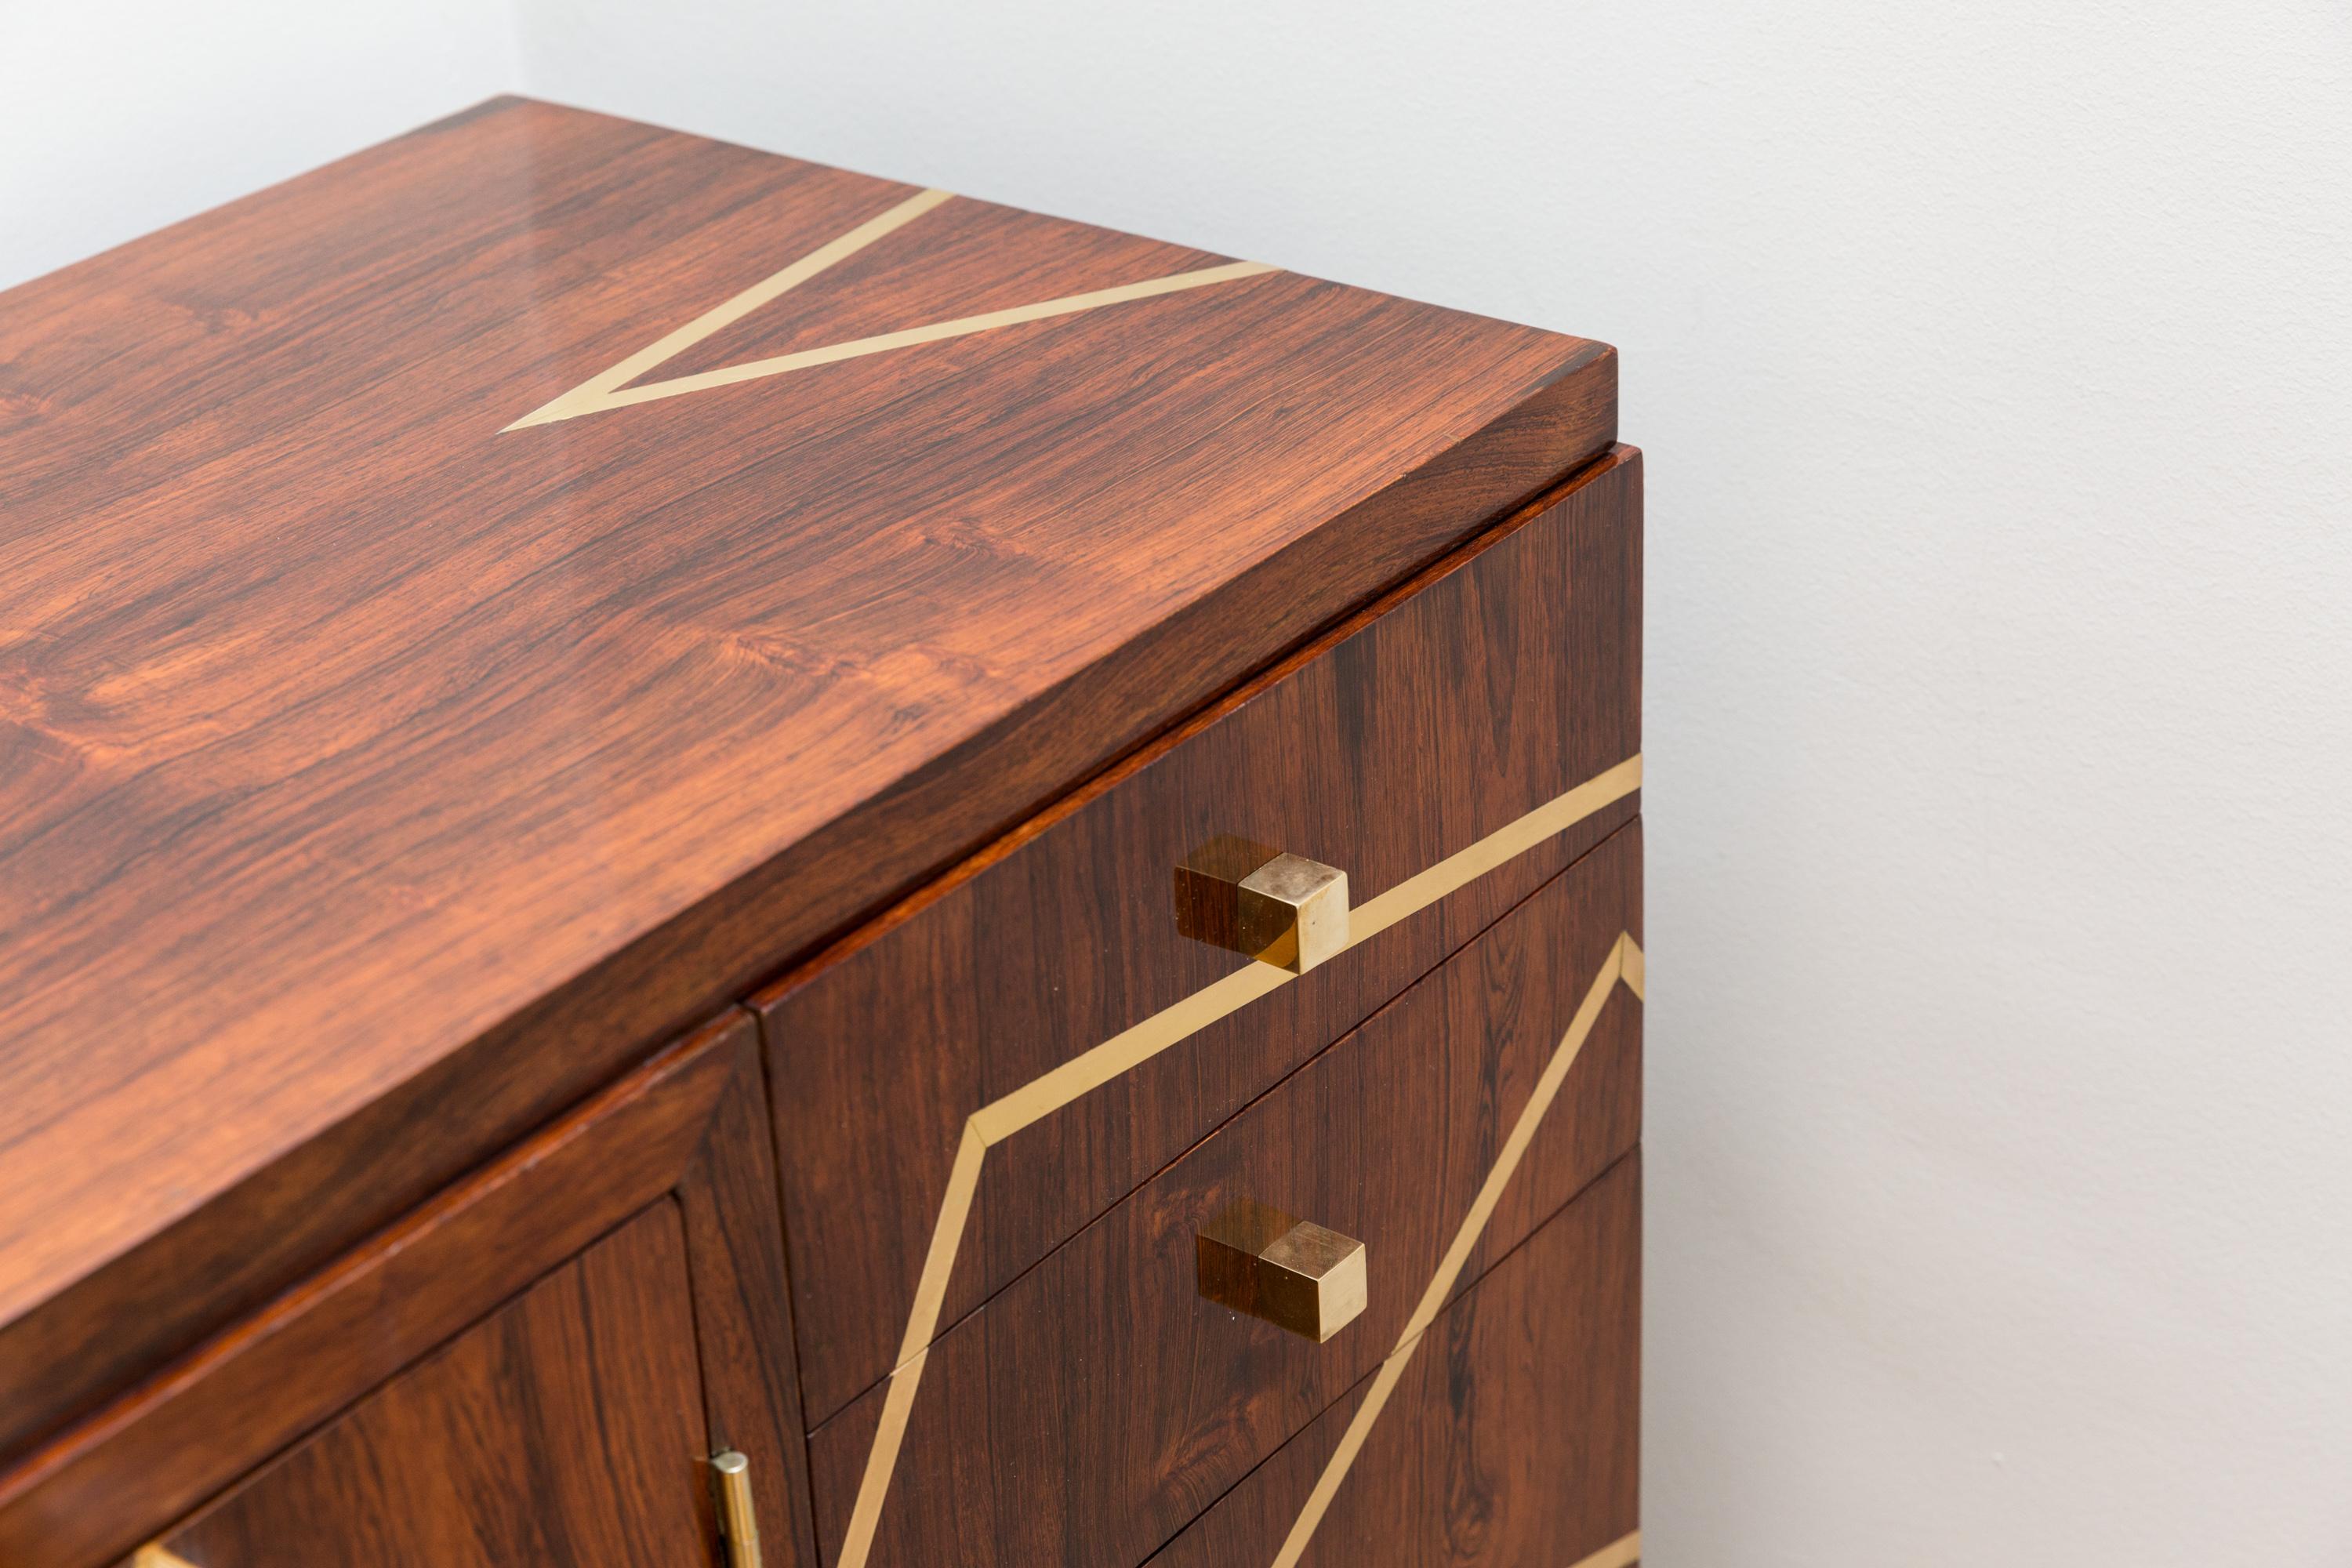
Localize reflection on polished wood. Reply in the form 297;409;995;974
0;89;1642;1568
0;93;1619;1461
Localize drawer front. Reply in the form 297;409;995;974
757;448;1642;1426
803;822;1642;1568
147;1204;712;1568
1148;1152;1642;1568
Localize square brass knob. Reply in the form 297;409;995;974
1196;1198;1368;1342
1173;838;1350;974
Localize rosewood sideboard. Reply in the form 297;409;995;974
0;97;1643;1568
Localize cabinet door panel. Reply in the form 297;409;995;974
9;1015;814;1568
158;1203;710;1568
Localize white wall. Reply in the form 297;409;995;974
0;0;519;290
13;2;2352;1560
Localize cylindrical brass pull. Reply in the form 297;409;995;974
711;1450;762;1568
1173;839;1350;974
1196;1199;1368;1341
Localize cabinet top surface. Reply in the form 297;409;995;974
0;97;1610;1327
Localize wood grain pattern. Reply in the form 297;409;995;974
155;1203;712;1568
803;822;1640;1568
1146;1151;1642;1568
0;1012;814;1568
0;96;1616;1461
677;1031;822;1568
762;450;1642;1422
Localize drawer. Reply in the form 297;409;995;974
1148;1152;1642;1568
801;821;1642;1568
0;1018;814;1568
757;447;1642;1427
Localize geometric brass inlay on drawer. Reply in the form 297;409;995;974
833;752;1643;1568
1269;928;1647;1568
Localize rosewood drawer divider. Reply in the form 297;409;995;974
834;752;1644;1568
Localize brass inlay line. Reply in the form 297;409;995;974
503;186;1276;430
1347;754;1644;949
967;961;1289;1145
1270;932;1642;1568
506;187;950;429
894;1122;988;1367
834;753;1642;1568
134;1548;200;1568
1573;1531;1643;1568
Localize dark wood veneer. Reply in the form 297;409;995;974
804;823;1640;1568
762;450;1642;1423
160;1203;713;1568
1148;1152;1642;1568
0;95;1616;1461
0;1013;815;1568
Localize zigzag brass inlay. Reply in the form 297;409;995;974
833;753;1643;1568
504;187;1276;430
1270;930;1645;1568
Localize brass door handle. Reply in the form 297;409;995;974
711;1450;762;1568
1173;840;1349;974
1196;1199;1368;1342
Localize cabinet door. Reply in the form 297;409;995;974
148;1203;707;1568
6;1017;812;1568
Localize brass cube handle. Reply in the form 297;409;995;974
1196;1198;1368;1342
1173;837;1350;974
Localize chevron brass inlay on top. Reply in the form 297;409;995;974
503;187;1276;430
833;753;1643;1568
